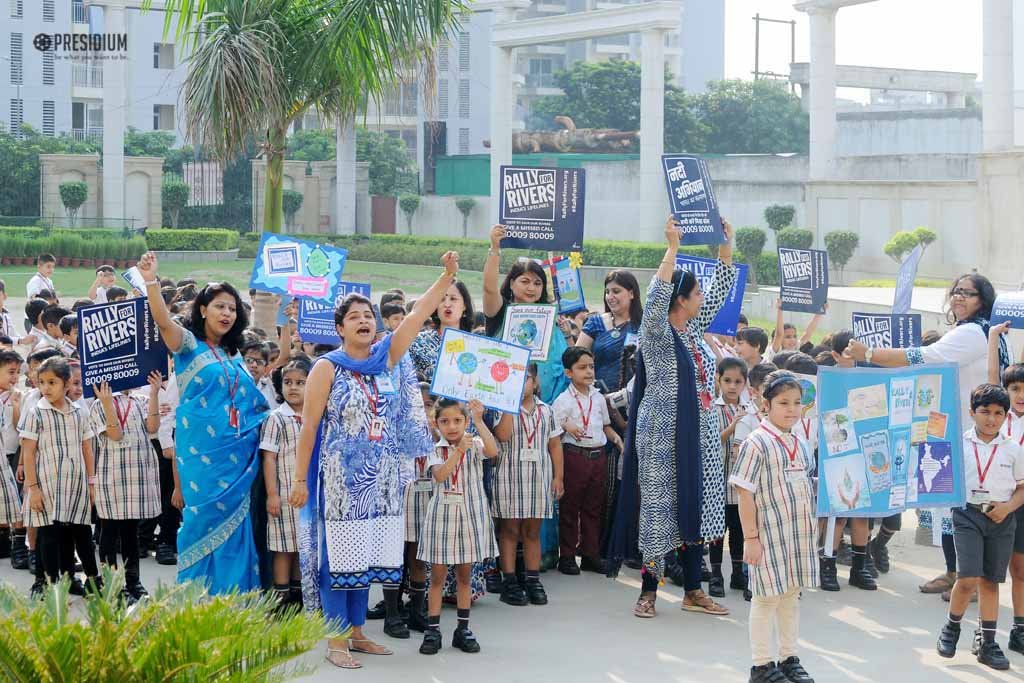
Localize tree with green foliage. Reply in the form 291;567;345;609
161;180;190;229
356;127;418;196
399;193;420;234
288;128;336;161
59;181;88;227
884;227;938;264
696;80;808;154
824;230;860;284
153;0;460;235
764;204;796;233
0;125;100;218
735;227;767;286
776;227;813;250
456;197;477;239
282;189;303;231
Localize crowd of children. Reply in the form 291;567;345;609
1;250;1023;681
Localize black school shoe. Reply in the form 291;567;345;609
485;571;503;594
125;581;147;602
29;579;45;600
366;599;387;620
748;662;789;683
558;556;580;575
868;537;890;574
779;656;814;683
10;543;29;570
863;550;879;579
848;565;877;591
819;556;840;592
974;640;1011;670
729;569;748;592
525;581;548;605
579;556;606;574
936;623;961;658
155;544;177;565
452;627;481;653
407;605;430;633
419;629;442;655
499;580;528;606
1009;625;1024;655
383;615;410;639
708;573;725;598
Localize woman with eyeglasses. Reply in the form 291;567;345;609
608;215;738;618
842;273;1012;599
136;253;270;595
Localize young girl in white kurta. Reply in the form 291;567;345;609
417;398;498;656
729;371;818;683
20;356;101;591
261;358;310;609
91;373;161;601
491;363;563;607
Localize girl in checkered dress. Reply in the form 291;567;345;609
491;363;564;607
20;356;102;591
729;371;818;683
261;357;311;609
91;373;162;601
417;398;498;656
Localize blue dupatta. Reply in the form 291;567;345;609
174;331;269;594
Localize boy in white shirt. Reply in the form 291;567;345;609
937;384;1024;671
88;265;116;303
552;347;623;576
25;254;56;300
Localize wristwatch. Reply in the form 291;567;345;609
864;347;874;364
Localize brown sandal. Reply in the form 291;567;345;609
326;647;362;669
681;589;730;616
919;572;955;594
634;596;657;618
349;638;393;656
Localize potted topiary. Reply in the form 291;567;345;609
0;235;9;265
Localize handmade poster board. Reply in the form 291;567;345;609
552;257;587;315
661;154;724;245
852;313;922;349
430;328;532;414
295;281;371;345
674;255;748;337
778;247;829;314
816;363;965;518
249;233;348;301
77;299;168;399
497;166;586;252
501;303;557;362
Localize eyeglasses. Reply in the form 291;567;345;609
951;288;980;299
245;358;268;367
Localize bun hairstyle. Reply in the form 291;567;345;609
761;370;803;403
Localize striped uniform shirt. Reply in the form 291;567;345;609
417;436;499;566
491;401;562;519
20;397;95;527
729;420;819;597
259;403;301;552
714;398;758;506
90;395;161;521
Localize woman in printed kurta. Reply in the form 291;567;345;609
138;251;270;596
289;252;460;671
608;216;737;618
729;371;817;683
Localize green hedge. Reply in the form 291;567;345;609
144;228;239;251
0;232;148;261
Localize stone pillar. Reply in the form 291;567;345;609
983;0;1014;151
806;8;837;179
639;29;666;228
489;7;516;206
102;2;127;223
335;117;357;234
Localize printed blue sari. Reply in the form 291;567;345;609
173;330;269;594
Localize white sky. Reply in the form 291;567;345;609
723;0;984;80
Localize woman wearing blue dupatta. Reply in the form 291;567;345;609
137;252;269;595
607;217;737;619
289;252;458;671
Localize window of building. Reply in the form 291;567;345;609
42;100;54;136
10;33;22;85
458;79;470;119
402;82;418;117
458;127;469;154
153;104;174;131
9;98;22;136
438;42;449;72
153;43;175;69
438;79;448;119
458;32;470;71
527;58;553;88
10;0;22;19
42;0;54;21
42;51;54;85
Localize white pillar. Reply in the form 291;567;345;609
489;8;516;207
335;117;357;234
983;0;1015;151
806;8;837;179
102;3;126;224
640;29;666;228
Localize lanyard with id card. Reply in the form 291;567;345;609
970;442;999;511
356;374;385;441
770;430;805;483
520;408;543;463
442;446;466;507
413;455;433;493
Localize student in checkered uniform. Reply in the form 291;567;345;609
90;373;162;602
20;356;102;593
729;371;818;683
0;350;27;570
417;398;499;656
491;362;564;608
402;383;437;634
260;357;311;610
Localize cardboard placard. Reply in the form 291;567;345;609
429;328;532;414
249;233;348;301
778;247;829;314
852;313;922;349
498;166;585;251
661;155;724;245
674;255;748;337
77;299;168;399
501;304;558;362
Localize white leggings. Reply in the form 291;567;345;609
749;585;801;666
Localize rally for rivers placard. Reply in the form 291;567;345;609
497;166;586;252
76;299;168;399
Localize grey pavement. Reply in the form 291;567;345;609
1;522;1022;682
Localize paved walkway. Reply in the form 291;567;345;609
1;523;1021;682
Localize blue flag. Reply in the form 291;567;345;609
892;245;923;314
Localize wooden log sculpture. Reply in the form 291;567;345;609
483;116;639;153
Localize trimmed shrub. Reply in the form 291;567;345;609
161;181;191;230
764;204;795;232
282;190;304;231
144;228;240;251
775;227;814;250
59;181;88;227
824;230;860;284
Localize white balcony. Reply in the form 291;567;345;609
72;1;88;24
71;127;103;142
72;64;103;88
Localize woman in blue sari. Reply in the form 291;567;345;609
289;252;458;671
138;252;268;594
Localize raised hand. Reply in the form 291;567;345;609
137;251;159;281
489;225;507;250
